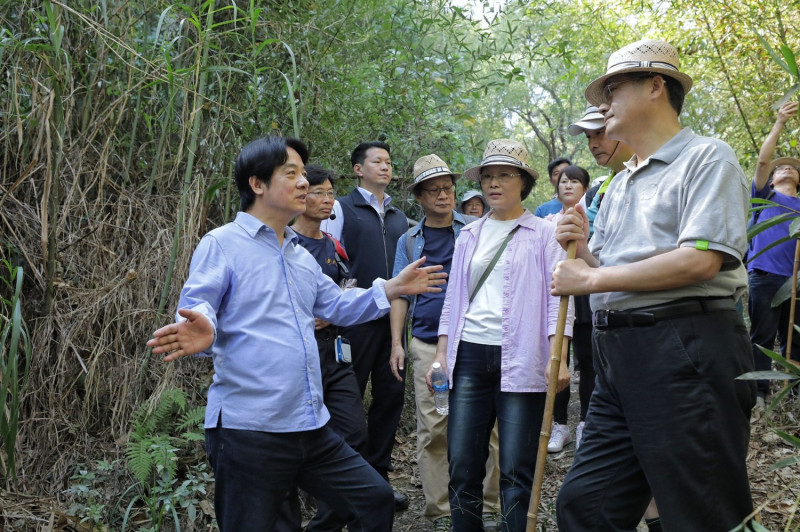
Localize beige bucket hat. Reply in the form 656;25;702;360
409;154;461;189
770;157;800;174
585;39;693;107
463;139;539;183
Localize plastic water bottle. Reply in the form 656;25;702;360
431;362;449;415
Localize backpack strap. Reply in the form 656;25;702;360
324;233;351;279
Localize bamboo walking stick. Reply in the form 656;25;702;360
526;239;577;531
786;240;800;363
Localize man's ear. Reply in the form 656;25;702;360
249;175;265;196
353;163;363;178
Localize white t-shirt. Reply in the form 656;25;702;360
460;217;518;345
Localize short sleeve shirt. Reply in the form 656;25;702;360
748;183;800;277
589;128;749;311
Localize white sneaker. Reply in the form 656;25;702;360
575;421;585;450
547;423;572;452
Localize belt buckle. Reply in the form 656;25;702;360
593;309;610;328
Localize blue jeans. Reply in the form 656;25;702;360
205;421;393;531
447;341;545;532
748;270;800;396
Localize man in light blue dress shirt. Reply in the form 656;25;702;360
147;136;446;531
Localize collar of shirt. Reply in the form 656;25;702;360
234;211;299;247
357;186;392;216
624;127;695;173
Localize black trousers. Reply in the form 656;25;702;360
557;309;755;531
342;316;405;476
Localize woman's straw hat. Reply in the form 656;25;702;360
463;139;539;183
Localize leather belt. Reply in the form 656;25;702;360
592;297;735;328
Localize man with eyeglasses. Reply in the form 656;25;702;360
389;154;502;531
552;40;755;530
337;140;412;509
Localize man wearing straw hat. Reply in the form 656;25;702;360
748;100;800;410
552;39;755;530
389;154;502;531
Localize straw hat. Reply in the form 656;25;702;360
770;157;800;174
409;154;460;189
568;106;605;136
463;139;539;183
585;39;694;107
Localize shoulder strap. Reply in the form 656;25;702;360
469;225;521;304
404;226;416;262
324;233;351;278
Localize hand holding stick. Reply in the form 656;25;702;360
526;239;577;531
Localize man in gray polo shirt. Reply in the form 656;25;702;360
552;39;755;531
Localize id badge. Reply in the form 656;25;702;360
335;336;352;364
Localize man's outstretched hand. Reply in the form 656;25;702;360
146;308;214;362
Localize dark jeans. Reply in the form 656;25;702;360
205;421;393;532
342;317;405;476
557;309;755;531
277;326;370;531
553;322;595;424
748;270;800;396
447;341;546;532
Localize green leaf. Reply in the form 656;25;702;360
772;83;800;110
736;370;796;381
770;455;800;470
750;25;791;74
757;345;800;376
779;45;799;78
769;276;796;307
774;429;800;450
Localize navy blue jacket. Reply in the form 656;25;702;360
338;189;409;289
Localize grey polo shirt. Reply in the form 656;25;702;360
589;128;748;311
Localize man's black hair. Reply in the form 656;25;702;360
547;158;572;178
234;136;309;212
660;75;686;116
306;164;335;187
351;141;391;168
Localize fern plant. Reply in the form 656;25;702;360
122;388;206;531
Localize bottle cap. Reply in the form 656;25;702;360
432;362;441;369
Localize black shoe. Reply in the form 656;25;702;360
393;489;409;510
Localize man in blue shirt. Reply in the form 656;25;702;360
533;157;571;218
146;136;446;531
748;100;800;408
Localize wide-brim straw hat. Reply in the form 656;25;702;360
463;139;539;183
568;106;605;136
585;39;693;107
408;154;460;189
770;157;800;174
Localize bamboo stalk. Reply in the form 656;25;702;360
527;239;577;531
139;1;215;385
786;239;800;362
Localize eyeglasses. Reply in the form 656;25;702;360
307;190;336;199
421;185;456;197
600;74;652;105
479;172;520;184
